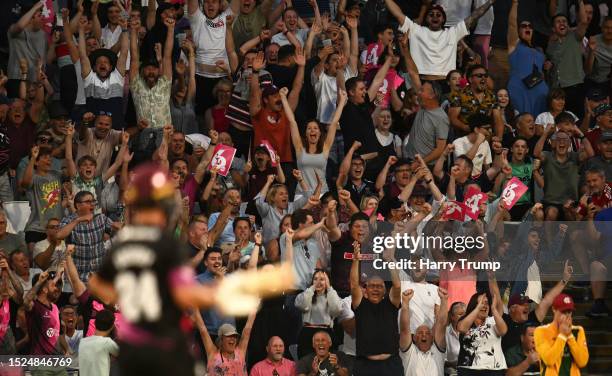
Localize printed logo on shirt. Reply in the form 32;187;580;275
46;328;56;338
41;181;61;214
206;18;225;28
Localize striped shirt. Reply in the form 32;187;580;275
59;213;113;282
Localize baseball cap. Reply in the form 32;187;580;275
600;130;612;142
254;145;269;154
593;103;612;119
552;293;575;312
586;87;608;101
262;85;279;98
124;163;175;209
508;294;533;307
218;323;239;337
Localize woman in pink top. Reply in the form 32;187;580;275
194;309;255;376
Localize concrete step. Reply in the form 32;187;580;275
584;358;612;374
588;345;612;358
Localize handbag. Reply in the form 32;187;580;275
522;63;544;89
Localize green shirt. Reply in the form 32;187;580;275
232;7;266;53
542;151;580;205
546;30;585;88
504;345;540;375
509;161;534;205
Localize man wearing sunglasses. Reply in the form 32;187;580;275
449;64;504;138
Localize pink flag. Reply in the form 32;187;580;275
208;144;236;177
463;186;488;220
442;201;469;222
260;140;279;167
500;177;528;210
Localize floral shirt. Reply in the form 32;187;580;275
458;316;507;370
131;75;172;128
450;86;499;125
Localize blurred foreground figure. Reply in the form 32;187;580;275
88;163;294;375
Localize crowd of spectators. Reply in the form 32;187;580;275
0;0;610;375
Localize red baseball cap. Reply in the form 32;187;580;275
552;293;575;312
508;294;533;307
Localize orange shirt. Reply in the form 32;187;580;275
534;322;589;375
252;108;293;163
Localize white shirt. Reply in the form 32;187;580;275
400;277;440;333
271;29;309;47
83;69;124;99
458;316;507;370
445;324;461;364
78;336;119;376
398;17;468;76
473;0;494;35
437;0;472;27
189;8;231;78
400;342;446;376
452;136;492;177
526;260;542;303
32;239;71;293
312;66;356;124
337;296;356;356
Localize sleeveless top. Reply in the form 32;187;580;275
212;107;230;133
296;152;328;196
207;349;247;376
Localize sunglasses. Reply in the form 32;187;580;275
37;137;51;143
98;110;113;117
78;199;98;204
519;23;533;29
472;73;489;79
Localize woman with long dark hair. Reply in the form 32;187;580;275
456;292;508;375
294;269;343;358
506;0;549;116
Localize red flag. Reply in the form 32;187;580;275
463;186;488;220
442;201;469;222
208;144;237;177
41;0;56;36
260;139;279;167
500;177;528;210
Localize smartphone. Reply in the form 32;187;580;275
121;10;129;21
177;32;187;45
244;68;253;77
322;39;332;47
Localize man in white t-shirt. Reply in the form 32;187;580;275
452;114;493;178
312;48;357;124
400;260;440;333
399;287;449;376
383;0;496;80
188;0;233;112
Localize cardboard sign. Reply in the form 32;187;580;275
260;140;279;167
209;144;237;177
501;177;528;210
463;186;488;220
442;201;468;222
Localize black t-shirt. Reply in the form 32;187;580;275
296;352;349;376
355;296;399;356
491;0;511;48
330;233;356;295
97;226;188;339
266;64;295;91
501;311;541;352
343;179;376;207
0;127;10;174
340;95;379;155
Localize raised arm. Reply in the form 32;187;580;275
115;18;130;77
9;1;44;35
399;289;413;351
249;52;266;116
507;0;519;53
575;0;589;39
434;288;449;350
162;18;175;80
457;294;486;334
323;90;348;154
185;41;196;100
146;0;157;30
78;25;92;78
350;241;363;309
225;14;239;75
288;47;306;111
535;260;572;322
65;125;77;179
102;132;129;181
280;87;303;155
336;141;361;189
192;309;218;359
367;58;392;101
464;0;496;30
382;241;401;307
91;0;101;41
384;0;406;24
238;311;257;353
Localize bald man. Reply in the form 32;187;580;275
250;336;296;376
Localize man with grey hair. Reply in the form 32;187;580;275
250;336;296;376
404;76;450;166
297;331;349;376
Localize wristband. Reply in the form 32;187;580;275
255;243;262;247
122;29;128;33
425;179;432;185
210;142;217;146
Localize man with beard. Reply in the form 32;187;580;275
251;336;296;376
297;331;349;376
384;0;496;80
78;15;129;129
546;2;589;118
24;270;65;360
449;64;504;138
76;112;123;176
130;16;175;129
188;0;234;113
399;287;449;376
231;0;278;49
